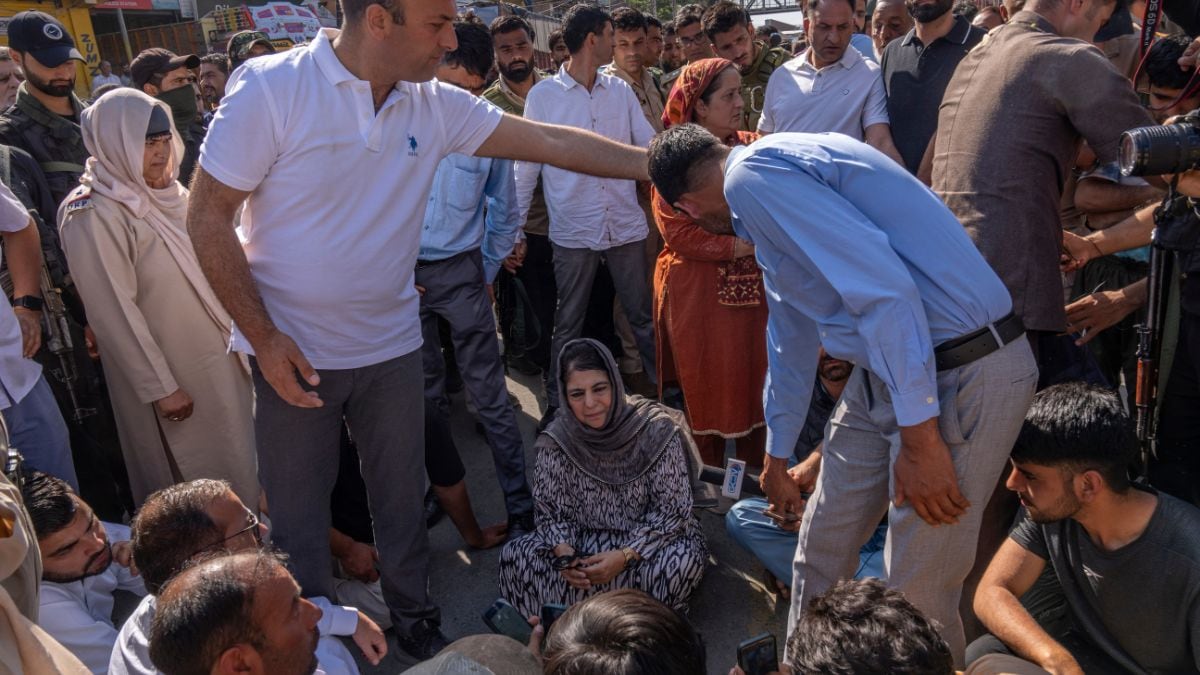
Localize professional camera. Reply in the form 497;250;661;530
1120;111;1200;177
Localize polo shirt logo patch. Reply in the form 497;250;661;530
408;135;419;157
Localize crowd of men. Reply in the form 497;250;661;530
0;0;1199;672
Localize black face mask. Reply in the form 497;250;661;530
156;84;197;134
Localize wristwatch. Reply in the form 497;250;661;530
621;547;639;567
12;296;43;312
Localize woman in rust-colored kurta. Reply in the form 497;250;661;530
652;58;769;467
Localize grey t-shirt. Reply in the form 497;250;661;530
1010;491;1200;674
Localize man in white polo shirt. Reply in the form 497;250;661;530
188;0;650;661
758;0;903;164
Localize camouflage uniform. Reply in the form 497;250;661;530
0;83;87;208
741;41;790;132
660;66;683;98
482;73;558;372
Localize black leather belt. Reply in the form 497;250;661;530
934;313;1025;372
415;249;474;271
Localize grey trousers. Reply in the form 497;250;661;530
788;336;1037;666
417;249;533;517
546;240;656;402
252;351;437;632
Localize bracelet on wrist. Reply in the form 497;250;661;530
621;547;638;567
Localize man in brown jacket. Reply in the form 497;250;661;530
931;0;1155;644
932;0;1153;373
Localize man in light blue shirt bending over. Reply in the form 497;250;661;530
648;125;1037;665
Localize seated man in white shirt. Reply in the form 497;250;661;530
758;0;903;164
20;470;147;674
148;549;325;675
109;479;385;675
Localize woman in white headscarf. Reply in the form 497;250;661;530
57;89;258;508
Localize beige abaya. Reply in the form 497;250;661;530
57;89;258;507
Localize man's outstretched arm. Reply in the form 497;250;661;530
187;168;321;408
475;114;649;182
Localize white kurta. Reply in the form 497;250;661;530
59;188;258;507
39;523;146;674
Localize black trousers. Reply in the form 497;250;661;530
1153;307;1200;506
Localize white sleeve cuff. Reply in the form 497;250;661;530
310;596;359;637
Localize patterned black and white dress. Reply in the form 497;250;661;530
498;431;708;617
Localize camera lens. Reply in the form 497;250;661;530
1120;122;1200;177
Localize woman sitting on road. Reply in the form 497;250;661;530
498;339;707;616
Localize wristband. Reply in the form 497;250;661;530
12;296;42;312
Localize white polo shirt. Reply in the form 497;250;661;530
200;29;504;369
757;44;889;139
515;65;655;251
0;179;40;410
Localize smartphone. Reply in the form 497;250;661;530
737;633;779;675
763;507;800;525
482;598;533;644
540;603;568;633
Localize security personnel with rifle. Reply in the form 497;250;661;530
1065;112;1200;508
483;15;557;378
0;143;131;522
0;13;88;208
0;12;131;521
702;2;790;132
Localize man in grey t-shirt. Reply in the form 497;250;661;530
970;383;1200;674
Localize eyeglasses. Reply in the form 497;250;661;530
678;34;711;48
191;510;262;558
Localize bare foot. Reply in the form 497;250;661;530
466;523;509;550
764;568;791;601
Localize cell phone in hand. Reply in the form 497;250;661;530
737;633;779;675
483;598;533;644
540;603;568;633
763;506;800;525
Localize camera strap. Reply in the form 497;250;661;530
1140;0;1163;58
1130;0;1200;115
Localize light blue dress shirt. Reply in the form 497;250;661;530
419;153;521;283
851;33;878;64
725;133;1013;458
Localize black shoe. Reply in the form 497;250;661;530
508;512;535;539
537;406;558;433
396;619;450;660
424;489;445;529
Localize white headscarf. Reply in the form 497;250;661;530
72;89;239;360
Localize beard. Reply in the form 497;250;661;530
1022;485;1082;524
42;542;113;584
263;627;320;675
819;356;852;383
499;60;532;83
24;67;74;98
907;0;953;23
